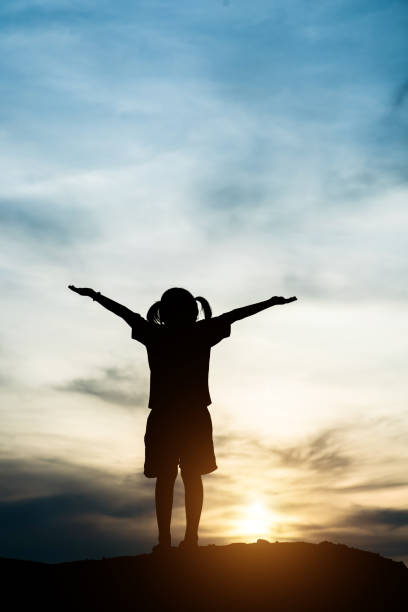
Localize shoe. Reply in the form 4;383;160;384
178;538;199;551
152;542;172;554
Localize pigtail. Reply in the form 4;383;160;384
195;296;212;320
146;301;162;325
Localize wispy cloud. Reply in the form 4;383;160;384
393;79;408;109
215;426;354;478
334;479;408;494
0;197;98;245
56;365;148;408
270;428;352;473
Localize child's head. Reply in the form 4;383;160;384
147;287;212;326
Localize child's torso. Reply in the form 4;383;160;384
146;326;212;409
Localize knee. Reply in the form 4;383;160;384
181;469;201;484
157;468;178;484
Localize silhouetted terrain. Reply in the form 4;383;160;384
3;540;407;611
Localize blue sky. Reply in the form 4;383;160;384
1;0;408;563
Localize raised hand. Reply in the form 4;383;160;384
223;295;298;323
271;296;297;305
68;285;94;298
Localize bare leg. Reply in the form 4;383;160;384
155;469;178;545
181;470;203;542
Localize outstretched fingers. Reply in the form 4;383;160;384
68;285;92;297
272;296;297;305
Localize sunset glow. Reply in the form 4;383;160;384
235;501;276;540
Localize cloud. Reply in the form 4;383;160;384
341;507;408;531
1;490;152;523
0;456;151;503
0;197;98;248
394;79;408;109
278;504;408;562
0;456;157;562
334;479;408;494
55;365;148;408
270;428;352;473
215;426;353;475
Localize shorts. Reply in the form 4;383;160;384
144;405;218;478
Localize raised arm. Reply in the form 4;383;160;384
222;295;297;324
68;285;136;325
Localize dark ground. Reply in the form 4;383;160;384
3;540;408;611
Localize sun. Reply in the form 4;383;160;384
235;500;275;539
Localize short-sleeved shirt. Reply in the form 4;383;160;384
130;314;231;409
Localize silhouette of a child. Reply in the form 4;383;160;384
68;284;297;552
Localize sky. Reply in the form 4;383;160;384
1;0;408;564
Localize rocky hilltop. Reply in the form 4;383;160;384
3;540;407;611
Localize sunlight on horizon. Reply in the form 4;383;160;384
231;499;285;541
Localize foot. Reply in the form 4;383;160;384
152;542;172;554
178;536;199;551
